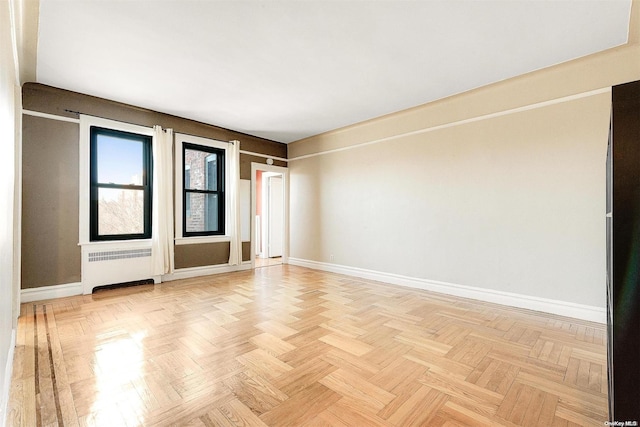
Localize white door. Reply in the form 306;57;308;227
268;175;283;258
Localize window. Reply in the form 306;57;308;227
182;142;225;236
90;126;152;241
174;133;230;243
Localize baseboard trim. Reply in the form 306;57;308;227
19;262;255;302
162;262;252;282
20;282;83;303
288;258;605;323
1;328;16;427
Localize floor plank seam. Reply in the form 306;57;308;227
43;305;64;427
32;305;41;427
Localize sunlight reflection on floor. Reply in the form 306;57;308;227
89;331;146;424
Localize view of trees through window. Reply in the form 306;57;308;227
97;188;145;236
90;127;151;240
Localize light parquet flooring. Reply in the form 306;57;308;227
7;265;608;426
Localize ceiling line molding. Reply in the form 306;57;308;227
22;109;288;162
22;109;80;124
288;87;611;163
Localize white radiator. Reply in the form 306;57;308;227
81;243;155;294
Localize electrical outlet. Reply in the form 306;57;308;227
330;254;334;262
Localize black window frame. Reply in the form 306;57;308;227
90;126;153;241
183;142;225;237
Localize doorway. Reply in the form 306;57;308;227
251;163;288;268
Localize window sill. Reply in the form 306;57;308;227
79;239;152;247
174;236;231;245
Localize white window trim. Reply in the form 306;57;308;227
79;115;154;245
174;133;231;245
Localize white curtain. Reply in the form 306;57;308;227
228;140;243;265
151;125;175;276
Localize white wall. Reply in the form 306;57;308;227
0;0;20;423
288;6;639;319
290;92;610;309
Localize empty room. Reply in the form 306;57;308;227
1;0;639;425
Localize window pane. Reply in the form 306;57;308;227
185;168;191;217
206;154;217;190
185;192;220;233
98;188;144;235
97;133;144;185
184;148;207;190
184;148;220;191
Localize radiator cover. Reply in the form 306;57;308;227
81;243;155;294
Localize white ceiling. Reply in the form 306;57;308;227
36;0;631;144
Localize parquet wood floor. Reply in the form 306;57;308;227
7;265;608;426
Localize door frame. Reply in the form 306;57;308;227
251;162;289;268
263;172;283;258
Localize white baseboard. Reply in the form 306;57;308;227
288;258;606;324
162;261;252;282
19;262;255;302
20;282;83;303
1;328;16;427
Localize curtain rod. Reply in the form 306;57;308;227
65;109;237;144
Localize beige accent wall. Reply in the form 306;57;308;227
288;3;640;308
291;93;610;306
22;83;286;289
22;115;81;288
174;242;231;269
174;242;251;269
